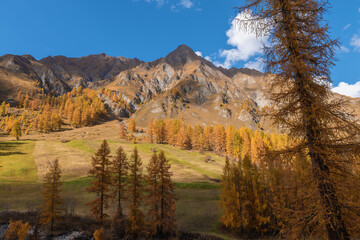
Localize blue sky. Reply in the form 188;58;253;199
1;0;360;97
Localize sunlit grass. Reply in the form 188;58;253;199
0;141;37;183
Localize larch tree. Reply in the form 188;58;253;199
111;146;128;239
218;157;242;231
203;125;214;151
146;153;161;235
87;140;112;226
153;119;166;144
112;146;128;216
10;121;22;140
40;159;63;232
119;123;128;139
219;155;270;236
5;220;30;240
214;125;226;153
226;126;236;156
0;102;6;116
127;147;144;236
239;0;360;239
146;121;154;143
128;118;136;133
146;151;176;237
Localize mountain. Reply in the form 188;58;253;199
39;53;142;86
0;54;70;102
1;45;356;131
103;45;269;129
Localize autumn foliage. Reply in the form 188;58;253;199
87;140;112;225
40;159;63;231
4;220;30;240
146;151;176;237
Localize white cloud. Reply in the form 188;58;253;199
145;0;165;6
339;46;350;53
244;57;264;71
195;51;202;57
217;11;268;69
332;81;360;98
204;56;212;61
195;51;213;62
180;0;193;8
350;34;360;51
343;24;351;30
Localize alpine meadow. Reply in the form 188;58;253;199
0;0;359;239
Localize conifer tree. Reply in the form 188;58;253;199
166;119;182;145
10;121;22;140
146;151;176;237
226;126;235;156
5;220;30;240
119;123;128;139
112;146;128;216
219;157;241;231
240;128;251;159
239;0;360;238
127;147;144;236
219;155;270;236
111;146;128;239
128;118;136;133
203;125;214;151
146;121;154;143
72;107;81;127
17;90;23;107
153;119;166;144
176;125;189;149
87;140;112;225
214;125;226;153
192;125;204;151
40;159;62;231
23;93;29;109
157;151;176;237
0;102;6;116
146;152;161;234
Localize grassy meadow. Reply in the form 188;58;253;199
0;138;227;237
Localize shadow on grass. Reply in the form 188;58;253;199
0;151;25;156
0;141;27;156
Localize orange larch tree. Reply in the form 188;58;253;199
127;147;144;237
87;140;112;226
40;159;63;231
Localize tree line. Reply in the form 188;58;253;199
0;87;122;137
127;118;289;165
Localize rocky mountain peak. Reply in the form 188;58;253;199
217;66;263;78
164;44;202;69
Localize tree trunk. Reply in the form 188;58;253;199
277;0;350;238
306;125;350;240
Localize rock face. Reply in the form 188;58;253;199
39;53;142;85
0;54;70;100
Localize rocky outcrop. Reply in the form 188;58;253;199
39;53;142;85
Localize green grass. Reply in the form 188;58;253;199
175;182;220;189
0;179;221;234
0;141;37;183
0;139;227;236
122;142;224;180
66;139;95;153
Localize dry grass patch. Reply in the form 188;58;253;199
33;141;92;181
